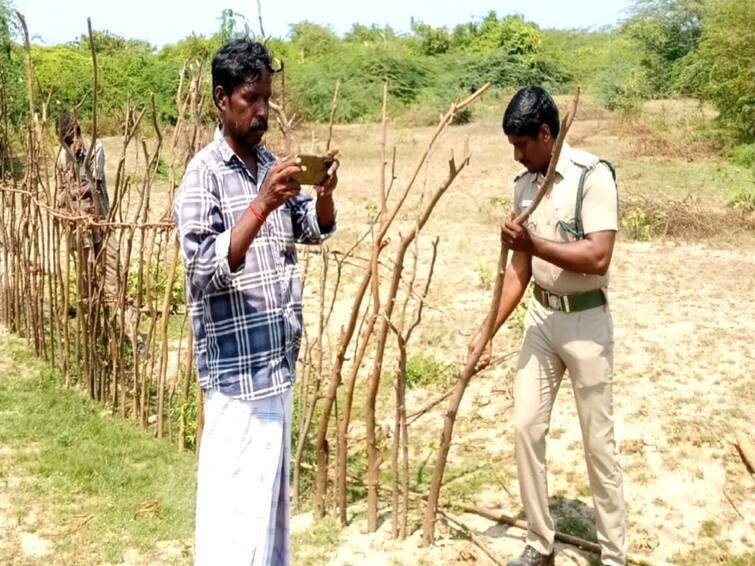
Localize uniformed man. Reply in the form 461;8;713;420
57;111;110;249
470;86;626;566
57;111;139;347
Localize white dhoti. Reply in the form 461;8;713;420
195;388;292;566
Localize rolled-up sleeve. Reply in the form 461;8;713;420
287;193;336;244
175;162;243;295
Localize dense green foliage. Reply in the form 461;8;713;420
0;9;574;132
0;1;752;148
610;0;755;143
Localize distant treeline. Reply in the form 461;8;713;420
0;1;752;150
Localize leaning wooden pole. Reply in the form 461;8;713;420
421;88;581;545
461;502;675;566
156;234;181;438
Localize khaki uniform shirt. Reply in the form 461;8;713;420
513;143;618;294
57;140;110;248
56;140;110;216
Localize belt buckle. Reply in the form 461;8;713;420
547;293;561;311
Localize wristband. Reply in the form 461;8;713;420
249;201;266;223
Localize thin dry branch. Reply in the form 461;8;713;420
461;503;675;566
735;430;755;473
326;80;341;152
84;18;98;183
256;0;267;42
436;508;507;566
269;101;295;155
315;84;490;521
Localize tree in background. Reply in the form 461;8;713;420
4;1;752;144
72;30;153;55
695;0;755;142
621;0;754;144
623;0;707;96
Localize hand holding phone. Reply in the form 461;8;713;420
292;154;335;186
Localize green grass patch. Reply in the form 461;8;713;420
673;545;754;566
550;497;597;542
291;516;342;566
620;159;755;205
0;335;197;564
406;354;453;389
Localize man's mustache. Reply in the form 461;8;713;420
250;120;268;132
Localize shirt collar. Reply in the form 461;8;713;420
214;127;274;174
554;141;571;179
214;127;238;164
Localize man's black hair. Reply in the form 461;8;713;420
58;111;79;141
211;37;277;97
502;86;560;139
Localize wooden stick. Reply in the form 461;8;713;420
325;80;341;152
735;430;755;473
178;330;195;451
84;17;99;206
255;0;266;40
365;147;474;531
269;101;295;156
436;507;507;566
156;235;181;438
460;503;676;566
379;81;389;222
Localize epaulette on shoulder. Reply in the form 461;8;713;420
514;167;529;182
569;148;600;171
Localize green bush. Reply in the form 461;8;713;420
621;209;653;241
170;373;198;449
286;45;435;123
411;21;451;56
405;354;450;388
596;67;646;118
451;106;474;125
695;0;755;141
622;0;707;97
475;263;493;290
128;261;185;308
463;12;543;56
454;48;569;94
727;191;755;214
728;143;755;170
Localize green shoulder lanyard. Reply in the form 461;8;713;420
558;159;617;240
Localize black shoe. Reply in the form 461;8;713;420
507;545;555;566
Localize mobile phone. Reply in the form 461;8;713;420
292;154;334;186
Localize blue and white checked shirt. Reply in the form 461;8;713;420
175;131;335;400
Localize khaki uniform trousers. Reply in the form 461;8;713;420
514;297;626;566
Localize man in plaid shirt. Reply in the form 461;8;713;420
175;38;338;566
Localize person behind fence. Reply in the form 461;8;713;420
469;86;626;566
56;112;139;345
174;37;339;566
